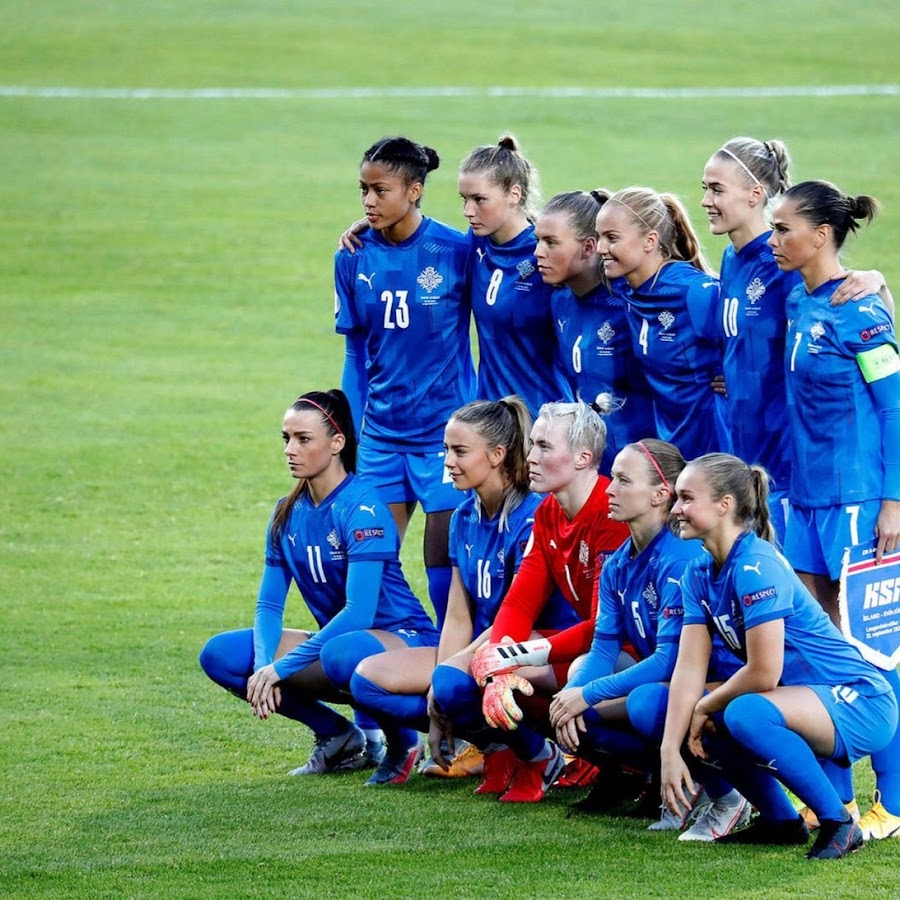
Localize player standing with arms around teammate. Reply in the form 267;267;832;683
773;180;900;840
701;138;886;542
341;135;573;420
658;454;896;860
432;400;629;802
596;187;729;459
459;137;574;418
536;190;654;473
199;391;438;780
335;137;474;627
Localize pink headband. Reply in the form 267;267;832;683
297;398;344;437
636;441;672;495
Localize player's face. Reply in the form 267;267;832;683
458;172;521;244
443;419;497;492
768;199;821;272
606;448;658;523
596;204;648;282
534;212;591;286
672;466;719;540
701;157;758;237
359;161;421;232
527;415;576;495
282;408;339;481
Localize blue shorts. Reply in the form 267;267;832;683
357;439;462;513
768;488;790;549
783;500;880;580
809;682;898;764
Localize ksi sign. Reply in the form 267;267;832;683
839;541;900;670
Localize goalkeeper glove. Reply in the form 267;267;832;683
482;673;534;731
471;637;552;687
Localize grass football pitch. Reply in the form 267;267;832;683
2;1;899;896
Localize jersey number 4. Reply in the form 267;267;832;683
381;290;410;329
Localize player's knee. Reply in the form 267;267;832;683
723;693;782;746
431;664;480;721
320;631;384;690
199;634;226;681
626;682;670;742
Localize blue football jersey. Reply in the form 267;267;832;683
785;282;898;506
334;217;476;450
264;475;434;634
448;491;578;635
613;262;730;459
682;531;890;695
719;232;799;490
552;282;656;471
595;527;703;659
471;226;573;417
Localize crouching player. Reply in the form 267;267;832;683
654;454;897;860
344;396;550;782
547;440;745;838
199;390;439;781
431;399;629;802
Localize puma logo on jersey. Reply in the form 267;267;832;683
357;272;376;289
617;589;627;605
666;577;681;586
858;303;878;316
742;562;762;575
465;543;473;557
287;534;297;546
549;539;558;550
702;281;717;289
359;504;376;516
475;248;486;263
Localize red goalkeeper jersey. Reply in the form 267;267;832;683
489;476;628;663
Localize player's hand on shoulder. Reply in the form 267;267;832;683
337;218;368;253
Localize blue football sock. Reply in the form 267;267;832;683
349;671;429;732
353;709;381;732
276;690;351;738
821;757;854;805
871;666;900;815
580;708;655;769
430;664;543;757
724;693;845;822
426;566;452;629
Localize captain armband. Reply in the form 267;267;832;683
857;344;900;384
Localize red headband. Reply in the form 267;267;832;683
297;398;344;437
636;441;672;495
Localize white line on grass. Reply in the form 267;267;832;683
0;84;897;100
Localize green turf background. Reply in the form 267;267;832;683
2;1;899;896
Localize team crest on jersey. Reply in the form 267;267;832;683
497;548;505;566
658;311;675;341
746;278;765;303
597;322;615;344
417;266;443;293
579;540;589;567
810;321;826;343
516;259;535;279
327;529;341;551
642;582;658;611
